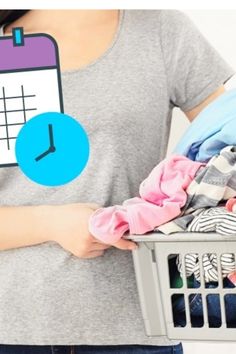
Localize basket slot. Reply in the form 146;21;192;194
217;253;226;326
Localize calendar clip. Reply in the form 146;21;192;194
12;27;24;47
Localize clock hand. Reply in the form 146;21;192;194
35;148;52;162
48;124;55;149
35;124;56;162
35;145;56;162
35;145;56;161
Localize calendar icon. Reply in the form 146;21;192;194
0;27;63;167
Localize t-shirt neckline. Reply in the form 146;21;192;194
0;10;125;76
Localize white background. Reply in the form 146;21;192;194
167;10;236;354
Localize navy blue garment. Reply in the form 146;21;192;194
0;344;183;354
173;277;236;328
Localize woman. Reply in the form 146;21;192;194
0;9;234;354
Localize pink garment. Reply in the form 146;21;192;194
228;271;236;285
89;155;205;244
226;198;236;213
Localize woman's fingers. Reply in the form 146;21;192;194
90;234;138;253
82;239;139;259
90;242;111;251
113;238;138;251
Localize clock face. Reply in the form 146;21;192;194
15;112;90;186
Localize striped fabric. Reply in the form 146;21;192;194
188;207;236;235
177;207;236;282
158;146;236;234
177;252;236;283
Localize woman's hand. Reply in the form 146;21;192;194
43;203;111;259
0;203;138;257
112;238;138;251
44;203;138;258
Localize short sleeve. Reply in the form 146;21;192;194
160;10;235;111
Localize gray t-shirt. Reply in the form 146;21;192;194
0;10;234;345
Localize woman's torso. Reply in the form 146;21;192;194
0;10;174;345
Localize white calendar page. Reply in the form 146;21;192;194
0;68;61;166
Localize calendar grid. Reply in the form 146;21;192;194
21;85;27;123
0;137;17;141
0;108;37;114
0;122;30;127
0;86;37;150
0;94;36;100
2;87;10;149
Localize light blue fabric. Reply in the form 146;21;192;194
174;89;236;162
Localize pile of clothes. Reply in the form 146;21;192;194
89;89;236;327
89;89;236;242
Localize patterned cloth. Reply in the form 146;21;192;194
177;207;236;283
158;146;236;234
188;207;236;235
177;252;236;283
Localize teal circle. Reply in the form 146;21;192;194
15;112;90;186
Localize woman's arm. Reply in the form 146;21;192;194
0;203;137;257
184;85;225;121
0;205;48;250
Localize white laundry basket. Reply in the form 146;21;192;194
128;232;236;341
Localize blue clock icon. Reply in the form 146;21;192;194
15;112;90;186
